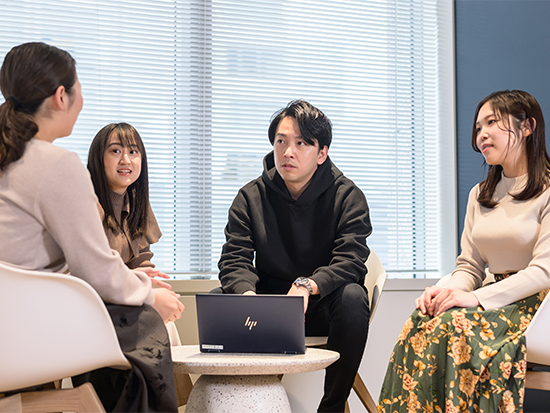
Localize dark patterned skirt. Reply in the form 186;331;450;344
378;280;548;413
73;304;177;413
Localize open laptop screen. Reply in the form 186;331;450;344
195;294;305;354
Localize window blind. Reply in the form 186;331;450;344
0;0;456;279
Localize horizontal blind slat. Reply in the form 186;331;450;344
0;0;453;277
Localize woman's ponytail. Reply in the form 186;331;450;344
0;97;39;171
0;42;76;172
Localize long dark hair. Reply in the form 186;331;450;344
0;42;76;171
87;123;149;238
471;90;550;208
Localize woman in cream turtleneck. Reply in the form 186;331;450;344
379;90;550;412
87;122;181;345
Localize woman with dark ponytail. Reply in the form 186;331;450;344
0;42;183;412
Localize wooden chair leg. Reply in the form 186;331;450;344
526;370;550;391
0;383;105;413
352;373;378;413
277;368;376;413
41;380;62;390
0;393;23;413
175;372;194;407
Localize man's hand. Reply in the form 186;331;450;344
242;290;256;295
135;267;171;290
287;279;319;313
415;286;480;316
287;284;310;313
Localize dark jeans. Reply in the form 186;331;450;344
213;283;371;413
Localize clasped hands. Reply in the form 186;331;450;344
135;266;185;323
415;285;480;317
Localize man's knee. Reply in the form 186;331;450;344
325;284;370;357
331;283;370;322
341;282;369;307
341;282;367;299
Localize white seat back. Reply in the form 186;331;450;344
0;261;130;392
304;250;387;348
365;250;387;321
525;291;550;365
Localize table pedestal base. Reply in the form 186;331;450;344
186;374;291;413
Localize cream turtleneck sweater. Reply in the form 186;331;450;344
445;173;550;309
0;139;154;306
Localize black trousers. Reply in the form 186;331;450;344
304;283;370;413
214;282;371;413
73;304;178;413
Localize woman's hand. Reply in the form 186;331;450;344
152;288;185;322
135;267;171;290
415;285;444;316
416;286;480;316
430;288;480;316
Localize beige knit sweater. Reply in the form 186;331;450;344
0;139;154;306
446;173;550;310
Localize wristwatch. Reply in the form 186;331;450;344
293;277;313;295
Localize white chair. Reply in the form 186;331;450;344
0;260;131;413
305;250;387;413
524;290;550;391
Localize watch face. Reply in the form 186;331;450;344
294;277;312;294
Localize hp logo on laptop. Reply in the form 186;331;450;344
244;316;258;330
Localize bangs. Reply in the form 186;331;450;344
109;125;144;153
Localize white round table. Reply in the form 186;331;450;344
172;345;339;413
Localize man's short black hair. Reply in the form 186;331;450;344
268;100;332;150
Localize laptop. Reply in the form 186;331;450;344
195;294;305;354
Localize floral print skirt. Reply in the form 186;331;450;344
378;284;548;413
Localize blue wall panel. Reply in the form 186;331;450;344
455;0;550;237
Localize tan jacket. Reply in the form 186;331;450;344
98;190;161;269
